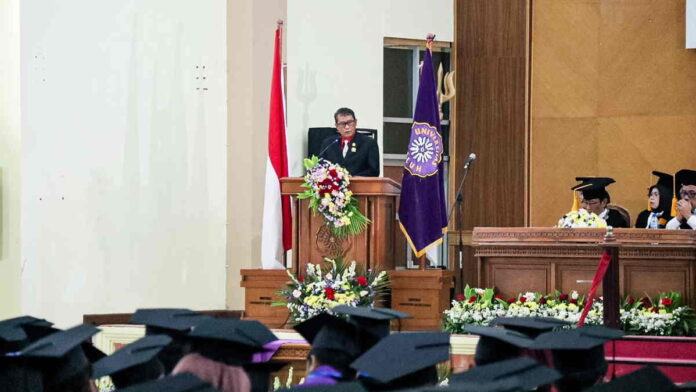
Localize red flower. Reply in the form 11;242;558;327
468;295;477;303
661;298;673;306
456;294;465;301
651;307;659;313
519;297;527;303
495;295;504;300
538;297;547;304
507;298;516;304
298;276;304;283
640;297;652;308
569;298;578;305
324;287;335;300
356;276;368;287
626;297;635;305
329;169;338;178
559;293;569;301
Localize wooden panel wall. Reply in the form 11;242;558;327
531;0;696;226
452;0;531;230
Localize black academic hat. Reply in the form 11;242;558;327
278;381;369;392
650;171;674;214
489;317;571;338
115;372;220;392
187;318;276;366
350;332;450;384
0;316;54;353
331;305;411;341
465;325;533;366
675;169;696;194
572;177;616;201
529;326;624;391
243;361;288;392
0;364;44;392
583;366;676;392
16;324;100;386
294;313;362;358
450;357;561;391
131;308;212;334
92;335;171;389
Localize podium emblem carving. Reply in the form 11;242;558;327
316;222;352;259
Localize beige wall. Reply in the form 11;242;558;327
531;0;696;227
226;0;287;310
0;0;21;319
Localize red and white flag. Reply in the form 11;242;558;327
261;23;291;269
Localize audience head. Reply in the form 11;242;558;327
330;305;411;351
465;325;533;366
676;169;696;210
92;334;171;389
572;177;616;215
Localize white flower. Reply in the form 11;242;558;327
360;290;368;297
524;292;536;302
571;291;579;300
325;273;332;280
475;288;485;295
292;290;302;298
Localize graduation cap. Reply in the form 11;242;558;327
14;324;100;387
489;317;571;338
187;318;277;366
92;335;172;389
675;169;696;217
648;171;674;214
115;372;220;392
243;361;288;392
278;381;369;392
0;316;53;353
571;177;616;206
330;305;411;345
294;313;362;358
582;366;676;392
350;332;449;389
465;325;533;366
529;326;624;391
450;357;561;391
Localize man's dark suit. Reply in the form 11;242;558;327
318;133;379;177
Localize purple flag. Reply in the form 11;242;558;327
398;46;448;257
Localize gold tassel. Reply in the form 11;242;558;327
647;199;652;212
571;191;580;212
671;196;678;217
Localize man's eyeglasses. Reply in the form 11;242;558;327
581;200;601;207
336;119;355;128
680;190;696;199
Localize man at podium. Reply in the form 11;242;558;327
319;107;379;177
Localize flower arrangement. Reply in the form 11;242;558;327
556;208;607;228
443;286;695;336
298;156;369;237
276;258;389;323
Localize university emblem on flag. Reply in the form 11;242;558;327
405;122;443;177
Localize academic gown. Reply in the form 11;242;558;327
604;209;629;228
318;133;379;177
634;210;671;229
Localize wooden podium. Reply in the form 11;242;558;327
280;177;401;273
468;228;696;307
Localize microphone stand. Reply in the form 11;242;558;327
446;162;473;271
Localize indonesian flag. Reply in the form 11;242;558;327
261;24;291;269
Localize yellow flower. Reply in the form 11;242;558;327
526;302;539;310
324;193;331;199
547;299;556;306
557;303;567;311
568;303;578;312
659;309;667;314
341;216;351;225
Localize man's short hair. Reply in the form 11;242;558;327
334;107;356;123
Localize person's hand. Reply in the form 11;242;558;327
677;199;693;220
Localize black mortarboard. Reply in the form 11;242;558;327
0;316;54;353
351;332;449;387
583;366;676;392
529;326;624;392
131;308;212;373
243;361;288;392
331;305;411;347
279;381;369;392
465;325;533;366
92;335;171;388
294;313;362;358
489;317;571;338
675;169;696;197
115;372;220;392
187;318;276;366
572;177;616;201
450;357;561;391
15;324;100;387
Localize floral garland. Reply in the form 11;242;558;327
443;286;695;336
556;208;607;228
297;156;370;237
275;258;389;323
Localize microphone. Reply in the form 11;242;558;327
463;153;476;170
317;138;339;158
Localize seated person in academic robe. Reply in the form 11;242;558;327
635;171;674;229
666;169;696;230
319;107;380;177
572;177;629;228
